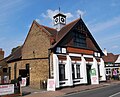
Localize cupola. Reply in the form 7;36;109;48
53;10;66;31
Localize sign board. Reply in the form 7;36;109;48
4;76;9;83
90;68;99;84
21;78;26;87
0;84;14;96
47;79;55;91
90;68;96;76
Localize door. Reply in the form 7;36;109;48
72;64;75;79
86;65;91;85
26;64;30;86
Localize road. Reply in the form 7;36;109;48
63;84;120;97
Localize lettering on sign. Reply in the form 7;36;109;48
0;84;14;96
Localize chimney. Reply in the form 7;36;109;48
103;48;107;56
0;48;4;60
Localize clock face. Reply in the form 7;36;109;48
60;16;65;24
54;17;59;25
54;16;66;25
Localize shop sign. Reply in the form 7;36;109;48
0;84;14;95
47;79;55;91
90;68;96;76
21;78;26;87
92;77;97;82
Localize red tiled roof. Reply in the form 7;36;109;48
6;17;104;62
7;46;22;63
41;25;57;36
102;53;119;63
57;18;80;41
50;18;80;49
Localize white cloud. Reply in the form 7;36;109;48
40;9;85;26
42;9;74;20
112;45;119;49
65;13;73;18
76;10;85;18
42;9;59;19
35;19;41;24
90;15;120;33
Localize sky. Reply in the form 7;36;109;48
0;0;120;57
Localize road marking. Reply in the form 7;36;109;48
109;92;120;97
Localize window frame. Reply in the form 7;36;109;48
59;63;66;81
73;31;87;48
72;63;81;79
76;64;80;79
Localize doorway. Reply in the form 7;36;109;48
86;64;91;85
26;64;30;86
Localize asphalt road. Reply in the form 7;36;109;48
63;84;120;97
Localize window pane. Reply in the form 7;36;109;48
73;31;86;48
72;65;75;79
76;65;80;78
59;64;65;81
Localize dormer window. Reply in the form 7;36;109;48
73;31;86;48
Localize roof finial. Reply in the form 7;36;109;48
59;6;60;13
79;14;81;19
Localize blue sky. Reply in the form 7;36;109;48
0;0;120;57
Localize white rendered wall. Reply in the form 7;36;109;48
91;58;99;84
115;55;120;63
100;58;106;81
53;53;106;88
80;56;87;84
65;55;73;86
53;54;59;88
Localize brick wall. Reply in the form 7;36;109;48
8;59;49;89
8;21;51;89
22;22;51;59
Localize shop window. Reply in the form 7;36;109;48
76;65;80;79
59;64;65;81
106;68;111;75
72;63;81;79
72;65;75;79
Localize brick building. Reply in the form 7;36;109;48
0;48;9;84
102;49;120;78
6;12;106;89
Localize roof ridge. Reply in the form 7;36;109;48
50;18;80;49
34;20;57;31
41;25;56;30
59;18;80;32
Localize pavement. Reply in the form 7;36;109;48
21;80;120;97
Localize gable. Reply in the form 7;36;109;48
22;21;51;59
102;53;118;63
52;18;103;55
115;55;120;63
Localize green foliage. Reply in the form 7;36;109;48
11;46;20;54
11;79;18;84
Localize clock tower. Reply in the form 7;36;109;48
53;12;66;31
